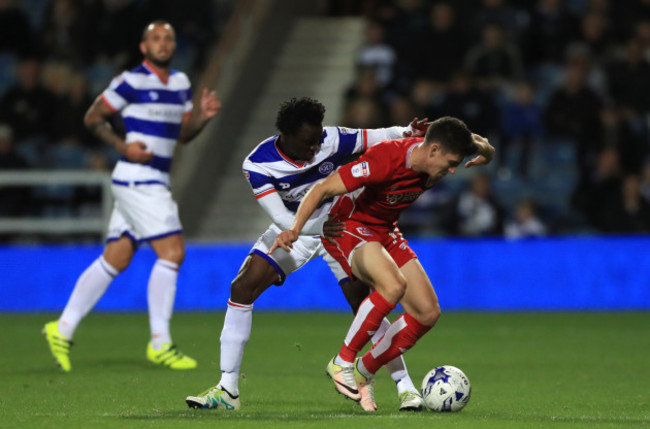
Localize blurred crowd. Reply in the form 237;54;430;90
0;0;227;220
328;0;650;237
2;0;649;239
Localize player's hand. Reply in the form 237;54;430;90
268;230;299;254
199;88;221;121
322;215;345;245
403;117;431;137
124;141;154;163
465;133;495;168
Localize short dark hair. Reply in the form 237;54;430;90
142;20;174;41
424;116;476;158
275;97;325;135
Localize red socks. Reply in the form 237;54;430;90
360;312;431;374
338;292;395;362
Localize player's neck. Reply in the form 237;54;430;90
143;59;170;82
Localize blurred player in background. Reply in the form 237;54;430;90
42;20;221;372
271;117;494;411
186;97;428;412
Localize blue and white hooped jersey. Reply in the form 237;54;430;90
101;60;193;186
243;126;369;225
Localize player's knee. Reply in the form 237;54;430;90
230;278;257;305
382;273;408;302
159;246;185;265
420;303;441;326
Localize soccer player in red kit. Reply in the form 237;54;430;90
270;116;495;410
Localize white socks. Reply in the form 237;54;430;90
58;256;118;340
148;259;179;350
218;300;253;396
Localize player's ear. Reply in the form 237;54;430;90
139;41;146;56
429;143;440;157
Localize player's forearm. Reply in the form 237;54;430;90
475;139;495;163
179;112;208;143
365;126;408;145
85;116;127;155
290;186;326;235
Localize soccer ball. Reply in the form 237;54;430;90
421;365;471;412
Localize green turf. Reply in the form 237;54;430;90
0;312;648;428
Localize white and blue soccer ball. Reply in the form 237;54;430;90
421;365;471;412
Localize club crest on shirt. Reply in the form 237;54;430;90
319;161;334;175
351;161;370;178
356;226;373;237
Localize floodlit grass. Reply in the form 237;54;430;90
1;312;648;428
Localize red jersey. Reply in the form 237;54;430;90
334;137;432;228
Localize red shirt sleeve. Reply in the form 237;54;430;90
338;142;393;192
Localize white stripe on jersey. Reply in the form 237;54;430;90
242;127;367;223
101;62;193;184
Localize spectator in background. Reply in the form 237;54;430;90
573;12;614;64
464;22;525;93
571;146;623;232
341;96;386;129
77;0;147;69
438;70;501;139
505;199;547;239
443;172;505;237
543;59;604;175
605;36;650;116
407;2;468;83
470;0;527;43
0;123;31;216
40;0;86;63
49;69;95;147
522;0;578;67
356;20;396;88
609;174;650;233
0;0;34;54
0;54;58;145
640;162;650;202
499;80;544;179
599;105;648;175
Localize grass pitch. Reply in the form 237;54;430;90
0;312;648;429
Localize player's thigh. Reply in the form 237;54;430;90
399;258;441;326
230;253;285;304
150;233;185;265
252;225;318;281
351;241;407;303
103;236;136;271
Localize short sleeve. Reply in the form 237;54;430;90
333;127;367;156
338;144;391;192
100;73;134;112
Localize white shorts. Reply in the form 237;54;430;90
107;183;182;244
250;223;348;285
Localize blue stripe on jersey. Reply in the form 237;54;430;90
337;128;359;155
269;151;352;190
133;88;191;105
247;137;282;164
123;117;181;139
121;154;172;173
246;169;272;189
283;197;333;212
114;80;138;103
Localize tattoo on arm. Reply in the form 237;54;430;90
87;120;124;152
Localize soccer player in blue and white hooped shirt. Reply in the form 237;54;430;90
186;97;429;412
43;21;221;372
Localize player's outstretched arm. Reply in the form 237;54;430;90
464;133;495;168
179;88;221;143
270;172;348;253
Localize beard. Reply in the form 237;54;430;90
146;53;172;68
